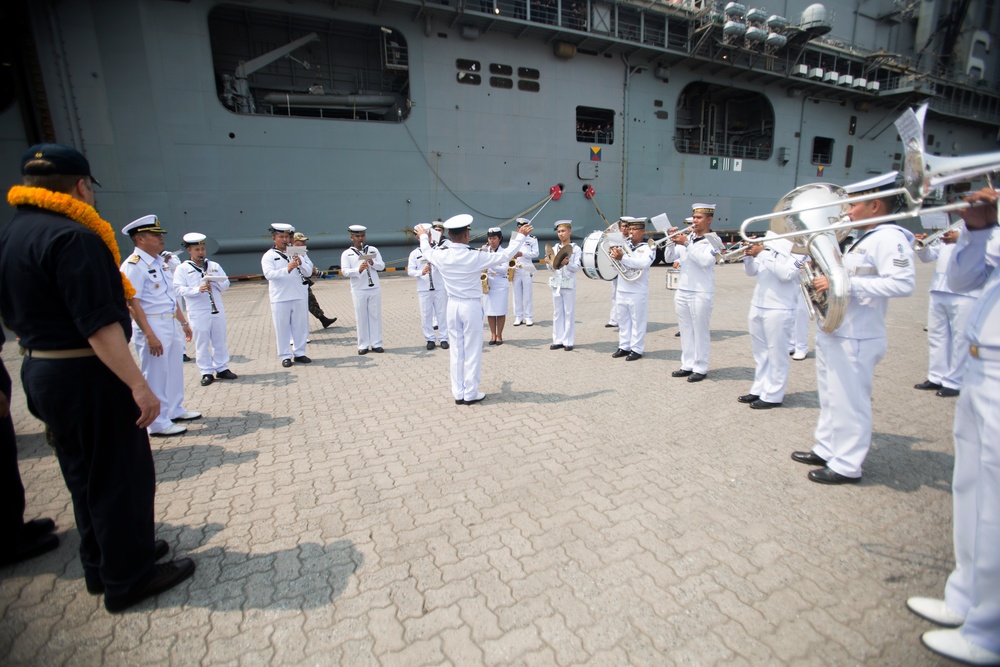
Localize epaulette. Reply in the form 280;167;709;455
127;254;140;264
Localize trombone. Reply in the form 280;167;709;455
647;224;695;250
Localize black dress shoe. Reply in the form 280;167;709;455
0;533;59;566
440;341;450;349
182;354;192;362
808;468;861;485
738;394;760;404
455;399;464;405
564;346;573;351
675;331;681;337
612;349;630;358
358;348;369;355
104;558;196;613
426;341;436;350
750;399;782;410
605;323;617;328
791;451;827;466
86;539;170;594
215;369;238;380
626;352;642;361
320;316;337;329
372;347;384;353
687;372;707;382
281;359;293;368
293;355;312;363
200;374;214;386
671;369;693;377
21;517;56;540
464;394;486;405
936;387;960;397
488;340;497;346
914;380;943;391
549;344;564;350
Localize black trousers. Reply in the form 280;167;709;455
22;356;156;595
1;359;27;544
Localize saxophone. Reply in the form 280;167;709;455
481;269;489;294
507;259;516;281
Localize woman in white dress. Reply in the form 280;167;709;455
483;227;510;345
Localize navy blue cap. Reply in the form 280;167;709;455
20;143;101;186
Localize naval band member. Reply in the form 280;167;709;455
407;224;449;350
341;224;386;354
262;223;313;367
121;215;201;436
416;215;531;404
511;218;539;326
547;220;582;351
610;217;655;361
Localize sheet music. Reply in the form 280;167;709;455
285;245;307;257
649;213;670;233
919;211;949;230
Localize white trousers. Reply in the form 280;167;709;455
748;305;795;403
133;316;187;433
675;290;713;374
551;287;576;346
812;331;887;478
512;270;533;320
271;299;308;360
352;290;383;351
189;309;230;375
616;291;649;354
417;289;448;342
926;292;976;390
944;353;1000;653
446;297;485;401
608;278;618;325
792;295;810;354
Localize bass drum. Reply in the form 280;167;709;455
581;230;616;281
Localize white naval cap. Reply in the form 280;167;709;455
487;227;503;236
515;218;531;227
413;223;433;234
269;222;294;233
348;225;367;233
443;214;473;231
692;203;716;214
685;217;694;224
122;215;167;236
182;232;206;246
762;229;793;256
843;171;898;196
554;219;572;229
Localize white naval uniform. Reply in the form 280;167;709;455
942;225;1000;654
341;244;385;351
811;223;916;478
743;248;799;403
664;236;718;373
407;247;448;344
608;276;619;326
173;259;231;376
614;240;654;354
420;232;526;402
916;241;979;391
261;247;313;361
512;235;538;322
121;247;190;434
483;246;511;317
547;242;582;347
791;290;810;355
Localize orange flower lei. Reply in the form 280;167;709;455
7;185;136;299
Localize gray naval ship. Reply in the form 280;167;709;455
1;0;997;275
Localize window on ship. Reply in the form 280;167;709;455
812;137;834;165
576;107;614;144
208;6;410;122
674;83;774;160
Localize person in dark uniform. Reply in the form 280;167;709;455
0;327;59;565
0;143;194;611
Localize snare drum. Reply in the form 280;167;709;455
582;230;617;281
666;268;680;290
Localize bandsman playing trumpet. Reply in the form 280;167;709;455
547;220;582;351
172;233;237;387
912;223;974;397
664;204;720;381
739;232;800;409
791;172;916;484
610;217;654;361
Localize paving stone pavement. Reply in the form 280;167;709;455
1;259;961;665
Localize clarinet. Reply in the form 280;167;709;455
360;245;374;287
188;260;219;314
426;261;435;291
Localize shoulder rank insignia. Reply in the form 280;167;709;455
127;254;140;264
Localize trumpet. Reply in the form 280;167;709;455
481;269;489;294
913;219;965;251
647;224;695;250
507;259;516;281
719;240;758;263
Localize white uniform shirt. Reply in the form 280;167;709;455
615;239;654;295
834;223;916;340
665;237;717;293
743;248;800;309
261;248;313;302
173;259;231;314
121;247;178;315
407;247;442;292
419;233;527;299
948;226;1000;348
514;236;539;273
484;245;511;288
547;242;582;290
918;240;983;298
341;245;385;292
